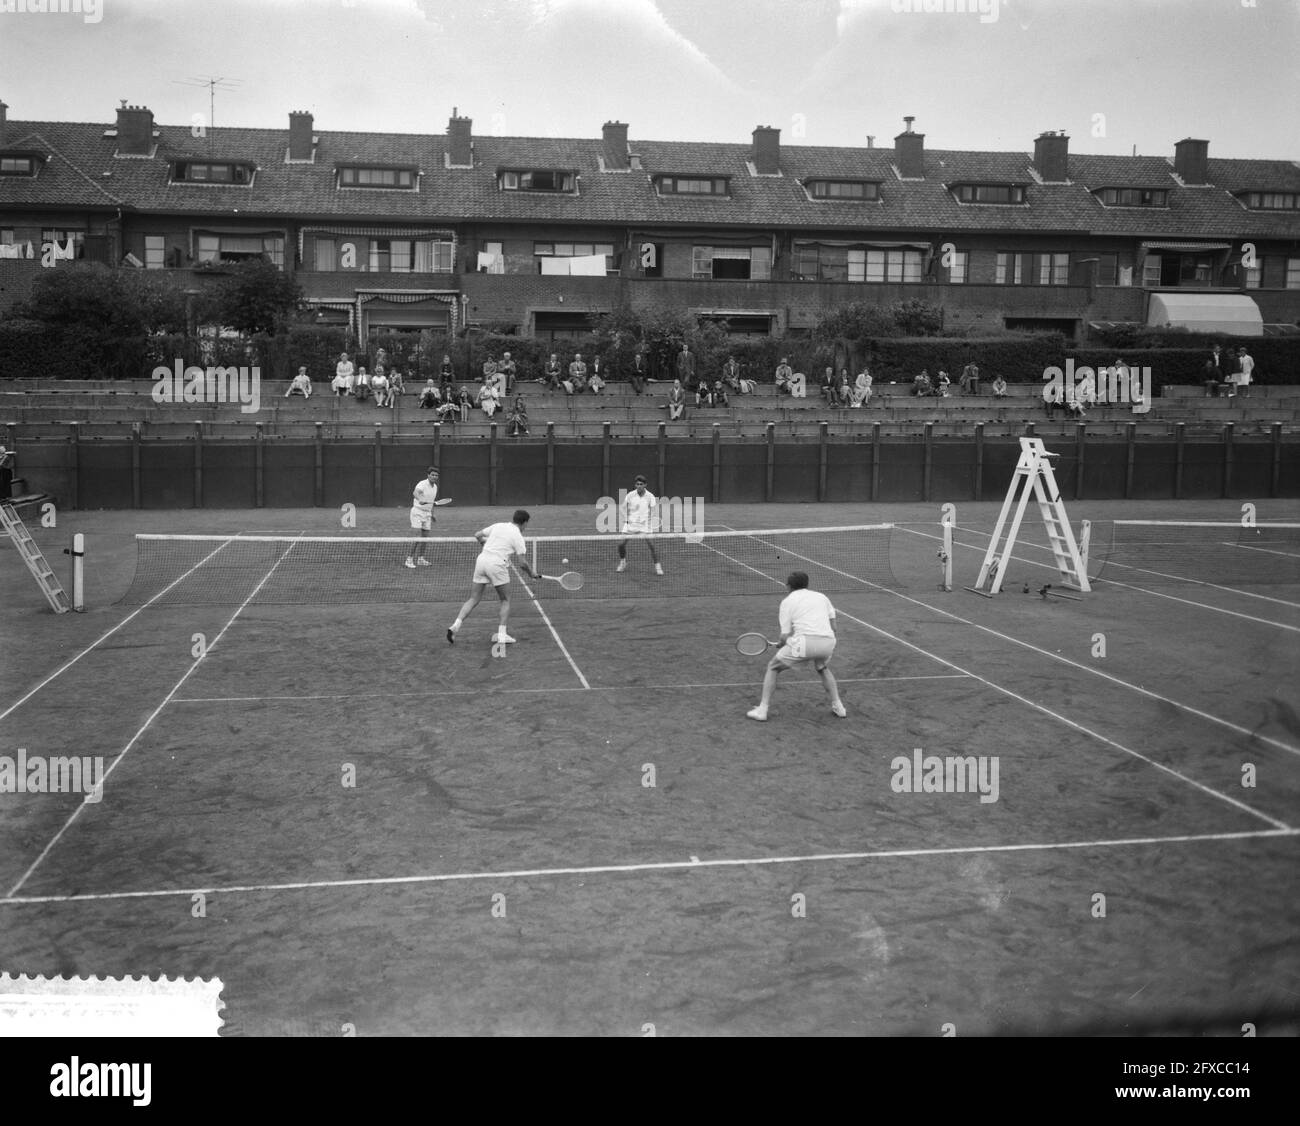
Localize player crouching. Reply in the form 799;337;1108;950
616;474;663;575
748;572;847;721
447;509;538;645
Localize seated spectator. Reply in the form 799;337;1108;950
721;355;742;393
712;378;729;408
482;356;499;386
630;350;649;395
936;370;951;397
419;379;440;409
331;370;349;397
335;352;356;396
1075;374;1096;408
498;352;517;394
836;370;853;406
478;378;500;417
438;354;455;387
667;378;686;420
695;379;713;407
1065;389;1086;419
913;370;933;397
959;362;980;395
851;369;872;407
435;387;461;422
588;357;606;394
820;366;837;405
389;369;405;402
456;385;473;422
371;369;390;407
543;352;563;390
567;353;588;394
285;367;312;398
353;368;371;402
991;376;1008;399
1043;382;1061;419
774;358;794;395
507;394;529;436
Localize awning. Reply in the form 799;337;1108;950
301;226;455;239
1146;293;1263;336
794;239;930;250
1140;241;1233;252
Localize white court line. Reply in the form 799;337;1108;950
170;674;973;704
513;566;590;689
898;524;1300;631
0;535;242;724
1229;542;1300;561
2;827;1294;907
713;526;1296;823
4;535;309;901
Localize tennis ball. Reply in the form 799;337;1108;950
562;557;569;565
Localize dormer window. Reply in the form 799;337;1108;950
1240;191;1299;210
170;161;254;184
657;175;729;196
1097;187;1169;207
338;166;417;189
805;179;880;201
953;183;1026;204
0;153;44;177
499;169;577;193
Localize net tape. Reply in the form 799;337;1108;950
119;525;898;605
1090;521;1300;586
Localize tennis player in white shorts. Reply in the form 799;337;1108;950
617;475;663;575
748;571;846;721
405;467;439;568
447;509;538;645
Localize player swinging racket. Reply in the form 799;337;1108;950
747;571;847;722
616;474;663;575
447;509;538;645
406;467;439;568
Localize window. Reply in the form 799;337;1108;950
534;242;615;273
1287;259;1300;289
955;184;1026;204
658;176;729;196
1243;191;1299;210
366;239;453;273
996;252;1068;285
1142;254;1162;287
807;180;879;200
41;229;85;259
947;251;968;284
1039;252;1070;286
865;248;923;283
0;156;37;176
1;228;13;244
171;161;252;184
144;236;166;270
1098;187;1168;207
196;233;285;268
500;169;576;192
339;166;416;189
1243;264;1262;289
691;246;771;280
795;245;866;282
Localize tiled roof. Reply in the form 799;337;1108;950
1;117;1297;242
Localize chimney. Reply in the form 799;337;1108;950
116;102;154;156
1033;131;1069;183
0;101;7;149
602;120;629;170
447;107;473;168
288;110;314;161
894;116;924;179
866;136;875;149
752;125;780;175
1173;137;1209;185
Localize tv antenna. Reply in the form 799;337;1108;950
172;75;243;147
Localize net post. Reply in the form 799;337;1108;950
602;421;611;499
711;423;720;504
818;421;828;502
870;422;880;502
489;421;499;505
71;532;84;611
194;421;204;508
940;516;953;591
1174;421;1185;499
314;422;324;506
254;422;264;507
373;422;383;507
765;422;775;502
1079;519;1091;576
546;422;555;504
1271;421;1282;499
1024;421;1035;438
68;422;80;511
1222;421;1234;499
922;421;933;503
1074;421;1086;500
131;422;142;509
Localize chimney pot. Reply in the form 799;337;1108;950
602;120;629;170
752;124;780;175
894;121;925;179
288;110;314;161
115;102;154;156
1033;130;1070;182
1173;137;1209;185
448;110;473;167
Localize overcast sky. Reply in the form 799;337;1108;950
2;0;1297;159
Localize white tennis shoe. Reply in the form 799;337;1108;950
831;701;847;718
746;706;768;722
616;559;627;572
654;563;664;575
416;558;432;566
494;631;517;644
404;558;416;569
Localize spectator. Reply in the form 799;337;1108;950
936;370;951;397
1234;347;1254;398
478;377;500;417
959;362;980;395
541;352;562;389
566;353;588;394
721;355;742;393
353;367;371;402
371;368;390;408
419;379;440;409
589;356;606;394
335;352;356;396
285;367;312;398
712;378;730;408
991;375;1008;399
507;394;529;436
819;366;837;405
498;352;517;395
675;343;696;388
912;370;933;397
851;369;872;407
482;355;499;385
774;357;794;395
438;352;455;383
1043;382;1060;419
667;378;686;421
630;349;649;395
1065;385;1086;419
389;369;405;402
435;387;461;422
1204;344;1224;398
696;378;713;407
456;384;473;422
836;370;853;406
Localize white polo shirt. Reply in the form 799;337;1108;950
412;479;438;512
778;588;836;639
623;489;656;532
479;522;527;563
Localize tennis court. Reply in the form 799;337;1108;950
1;498;1298;1036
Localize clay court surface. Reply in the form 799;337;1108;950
1;499;1297;1036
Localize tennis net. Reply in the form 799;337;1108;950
119;524;898;605
1090;521;1300;586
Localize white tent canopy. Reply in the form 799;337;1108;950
1146;293;1263;336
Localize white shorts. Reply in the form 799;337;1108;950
621;525;651;536
473;553;510;587
772;634;835;669
410;508;432;532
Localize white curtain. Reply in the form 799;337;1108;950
567;254;606;276
539;257;570;275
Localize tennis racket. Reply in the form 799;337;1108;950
736;632;780;655
537;571;585;591
433;498;454;506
